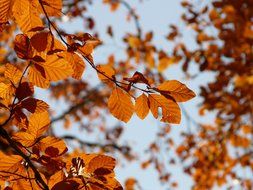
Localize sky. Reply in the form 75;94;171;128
37;1;218;189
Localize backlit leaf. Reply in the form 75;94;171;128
86;155;116;174
135;93;149;119
0;82;14;99
64;52;85;80
4;63;22;84
21;98;49;113
148;94;181;124
157;80;196;102
35;54;73;81
108;88;134;123
12;0;43;33
0;0;13;24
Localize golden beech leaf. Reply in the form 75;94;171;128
4;63;22;84
96;64;115;83
16;82;34;100
64;52;85;80
135;93;149;120
27;111;50;138
39;0;62;17
0;82;14;99
28;65;50;88
108;87;134;123
30;32;49;52
157;80;196;102
148;94;181;124
12;0;43;33
0;0;13;24
14;34;33;60
86;155;116;174
21;98;49;113
13;111;50;146
157;57;174;72
39;136;68;157
35;54;73;81
12;132;36;147
0;153;22;173
48;171;65;189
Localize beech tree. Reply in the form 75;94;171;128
0;0;252;190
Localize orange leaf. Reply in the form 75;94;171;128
148;94;181;124
39;136;68;157
39;0;62;17
0;82;14;99
12;0;43;33
135;93;149;119
21;98;49;113
108;88;134;123
4;63;22;84
27;111;50;138
12;132;36;147
86;155;116;174
96;64;115;83
16;82;34;100
14;34;32;59
28;65;50;88
157;80;196;102
34;54;73;81
48;171;65;189
0;0;13;23
13;111;50;146
30;32;49;52
64;52;85;80
0;153;22;173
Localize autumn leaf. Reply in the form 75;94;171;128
148;94;181;124
64;52;85;80
0;0;13;24
21;98;49;113
39;136;68;157
28;54;73;88
108;87;134;123
35;54;73;81
4;63;22;84
96;64;115;82
12;0;43;33
28;65;50;88
30;32;49;52
27;111;50;138
135;93;149;119
39;0;62;17
13;111;50;146
14;34;32;60
0;82;14;99
157;80;196;102
0;152;23;173
16;82;34;100
86;155;116;174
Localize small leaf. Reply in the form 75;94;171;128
14;34;32;59
135;93;149;119
4;63;22;84
86;155;116;174
149;94;181;124
64;52;85;80
21;98;49;113
157;80;196;102
108;88;134;123
96;64;115;82
16;82;34;100
0;82;14;99
30;32;49;52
